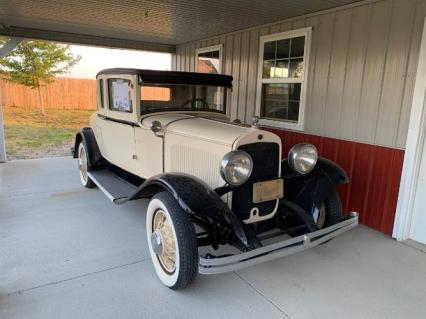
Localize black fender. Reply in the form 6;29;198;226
73;127;102;169
282;157;348;218
311;157;349;185
116;173;252;250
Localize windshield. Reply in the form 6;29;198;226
140;84;226;115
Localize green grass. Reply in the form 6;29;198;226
3;107;93;160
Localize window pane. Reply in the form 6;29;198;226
197;50;220;74
263;41;276;61
263;60;274;78
99;79;104;108
141;86;171;101
276;39;290;59
288;82;301;101
108;78;133;113
261;83;301;122
211;50;220;58
289;59;304;78
290;36;305;57
288;102;300;121
140;84;226;114
273;59;289;78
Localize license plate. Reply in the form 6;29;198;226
253;179;283;203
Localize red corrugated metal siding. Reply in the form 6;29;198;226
266;128;405;235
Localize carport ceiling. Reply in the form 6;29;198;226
0;0;361;52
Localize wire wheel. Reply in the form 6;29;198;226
77;142;95;188
146;192;198;289
78;143;88;184
152;209;177;274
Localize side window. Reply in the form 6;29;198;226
257;28;311;131
108;78;133;113
98;79;104;108
196;45;222;74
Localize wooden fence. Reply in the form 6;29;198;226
0;77;97;110
0;78;174;111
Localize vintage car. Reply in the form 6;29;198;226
73;68;358;289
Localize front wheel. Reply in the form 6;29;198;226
314;187;343;229
146;192;198;289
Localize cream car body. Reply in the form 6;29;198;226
74;68;357;290
92;72;281;223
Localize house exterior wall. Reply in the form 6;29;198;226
173;0;426;235
175;0;425;149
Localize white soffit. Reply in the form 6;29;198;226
0;0;361;52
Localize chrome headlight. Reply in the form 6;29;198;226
220;151;253;186
288;143;318;174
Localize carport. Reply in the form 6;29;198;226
1;0;426;318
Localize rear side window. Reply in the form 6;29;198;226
98;79;104;108
108;78;133;113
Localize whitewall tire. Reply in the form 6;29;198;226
78;142;96;188
146;192;198;289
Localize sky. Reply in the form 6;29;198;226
66;44;171;79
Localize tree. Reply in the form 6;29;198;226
0;38;80;114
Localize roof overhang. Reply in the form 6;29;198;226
0;26;175;53
0;0;362;53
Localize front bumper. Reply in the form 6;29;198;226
199;211;359;274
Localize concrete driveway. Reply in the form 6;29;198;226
1;157;426;319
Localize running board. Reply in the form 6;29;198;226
88;169;137;202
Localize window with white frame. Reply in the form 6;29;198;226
256;28;311;130
196;45;222;74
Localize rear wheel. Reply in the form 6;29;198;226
146;192;198;289
78;142;96;188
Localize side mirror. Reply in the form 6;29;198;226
150;120;163;136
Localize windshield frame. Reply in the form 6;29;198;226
139;82;228;116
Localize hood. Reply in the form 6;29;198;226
141;113;256;146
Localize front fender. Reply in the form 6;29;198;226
116;173;250;249
282;156;348;217
312;157;349;184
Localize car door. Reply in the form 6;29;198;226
96;75;139;174
91;77;106;156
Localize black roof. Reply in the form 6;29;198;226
96;68;233;88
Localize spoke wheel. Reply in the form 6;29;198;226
78;142;95;188
152;209;177;274
146;192;198;289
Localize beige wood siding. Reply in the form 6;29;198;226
174;0;426;149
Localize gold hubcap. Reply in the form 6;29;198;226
79;145;88;182
152;209;176;274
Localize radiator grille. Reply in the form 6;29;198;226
232;143;280;220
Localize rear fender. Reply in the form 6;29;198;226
116;173;251;249
73;128;102;169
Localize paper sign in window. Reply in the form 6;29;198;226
112;81;130;111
